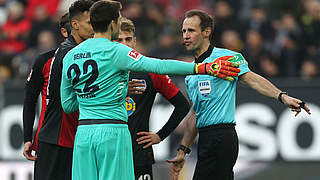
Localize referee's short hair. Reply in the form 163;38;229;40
185;9;214;41
120;17;135;35
90;1;122;33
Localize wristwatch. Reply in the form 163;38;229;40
177;144;191;155
278;92;288;104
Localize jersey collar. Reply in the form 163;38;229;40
195;45;214;63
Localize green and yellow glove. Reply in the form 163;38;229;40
194;55;240;82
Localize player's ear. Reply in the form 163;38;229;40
204;27;212;38
133;36;137;46
60;28;68;38
109;20;115;32
71;19;79;30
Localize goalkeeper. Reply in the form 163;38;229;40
60;1;239;180
168;9;311;180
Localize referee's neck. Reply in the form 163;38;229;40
195;41;210;58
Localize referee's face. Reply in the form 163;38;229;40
182;16;207;54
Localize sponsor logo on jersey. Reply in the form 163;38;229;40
27;69;33;82
128;50;141;61
126;97;136;116
198;80;211;96
229;54;248;65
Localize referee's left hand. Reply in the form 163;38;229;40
281;94;311;117
167;151;186;180
136;132;161;149
23;141;37;161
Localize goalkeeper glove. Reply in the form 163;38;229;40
194;56;240;82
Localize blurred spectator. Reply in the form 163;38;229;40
36;30;56;53
122;1;154;47
221;29;243;52
26;5;59;48
0;52;13;81
148;26;186;59
301;60;319;80
242;30;267;73
160;0;211;20
267;0;303;19
1;0;319;83
0;64;11;83
0;0;7;26
239;5;275;45
300;0;320;57
278;33;303;77
259;54;280;78
212;1;239;47
0;1;30;53
12;30;57;81
25;0;60;20
273;13;302;57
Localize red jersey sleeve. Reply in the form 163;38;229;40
149;73;179;100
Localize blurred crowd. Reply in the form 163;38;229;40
0;0;319;85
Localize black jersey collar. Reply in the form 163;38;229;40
68;35;77;45
195;45;214;63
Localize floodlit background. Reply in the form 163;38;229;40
0;0;319;179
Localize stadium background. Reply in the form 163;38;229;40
0;0;319;179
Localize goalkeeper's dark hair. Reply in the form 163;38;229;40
185;9;214;42
120;17;135;35
69;0;94;21
90;1;122;33
59;12;71;35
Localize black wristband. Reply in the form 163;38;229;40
278;92;288;104
177;144;191;154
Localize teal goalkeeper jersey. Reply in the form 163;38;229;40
185;47;250;128
61;38;194;121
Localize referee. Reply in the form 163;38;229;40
168;9;311;180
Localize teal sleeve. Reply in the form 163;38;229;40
114;43;195;75
232;53;250;76
61;54;79;114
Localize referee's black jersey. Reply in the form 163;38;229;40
127;72;188;166
23;50;55;151
38;35;79;148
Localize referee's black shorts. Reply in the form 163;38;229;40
34;141;73;180
193;124;238;180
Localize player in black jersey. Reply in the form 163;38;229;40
117;17;190;180
23;1;94;180
23;12;70;159
23;12;70;161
